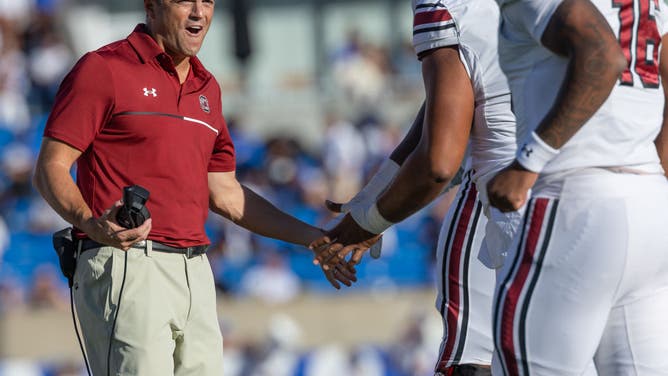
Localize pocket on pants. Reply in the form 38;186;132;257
74;247;119;322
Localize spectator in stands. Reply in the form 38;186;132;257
27;264;67;310
240;251;301;304
241;313;303;376
388;309;441;375
330;31;389;110
302;344;352;376
27;28;73;114
0;143;33;216
322;112;367;203
0;18;30;136
0;275;24;313
0;0;34;32
348;345;386;376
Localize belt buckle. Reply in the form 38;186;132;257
185;247;194;258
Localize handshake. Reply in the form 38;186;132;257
308;160;398;290
308;199;384;290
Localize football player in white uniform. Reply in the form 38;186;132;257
489;0;668;374
312;1;517;374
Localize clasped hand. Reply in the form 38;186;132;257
80;200;152;251
310;213;381;281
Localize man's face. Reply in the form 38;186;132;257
146;0;214;60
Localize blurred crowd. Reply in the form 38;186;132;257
0;0;74;311
0;1;454;375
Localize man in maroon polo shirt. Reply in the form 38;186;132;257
32;0;354;375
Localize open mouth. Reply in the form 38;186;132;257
186;26;203;36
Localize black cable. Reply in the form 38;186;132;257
107;250;129;376
70;287;92;376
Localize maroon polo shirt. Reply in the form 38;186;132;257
44;24;236;247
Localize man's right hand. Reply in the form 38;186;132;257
80;200;152;250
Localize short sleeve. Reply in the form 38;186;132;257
501;0;563;43
207;89;236;172
43;52;115;152
412;0;459;57
208;121;236;172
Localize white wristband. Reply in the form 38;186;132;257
326;213;384;258
342;159;400;213
516;132;559;173
350;202;394;235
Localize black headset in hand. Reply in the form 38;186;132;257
116;185;151;229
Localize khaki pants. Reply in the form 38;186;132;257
73;243;223;375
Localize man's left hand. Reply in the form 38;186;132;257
487;161;538;212
319;260;357;290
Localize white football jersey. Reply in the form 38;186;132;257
412;0;516;205
496;0;668;174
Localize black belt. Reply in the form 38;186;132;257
79;239;208;258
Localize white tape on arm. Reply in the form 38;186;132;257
342;159;400;212
515;132;559;173
337;159;398;258
368;237;383;259
326;213;384;259
350;202;394;235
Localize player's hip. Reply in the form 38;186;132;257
532;168;668;199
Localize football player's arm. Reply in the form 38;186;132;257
655;33;668;177
375;46;472;222
389;102;426;164
535;0;627;148
208;171;356;288
323;106;427;260
325;104;425;214
314;46;474;266
488;0;626;212
33;137;151;249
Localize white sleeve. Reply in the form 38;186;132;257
412;0;459;57
501;0;563;43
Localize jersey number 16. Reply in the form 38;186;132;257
613;0;661;88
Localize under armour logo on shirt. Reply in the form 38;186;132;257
143;88;157;97
521;145;533;157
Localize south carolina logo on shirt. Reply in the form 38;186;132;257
199;95;210;113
